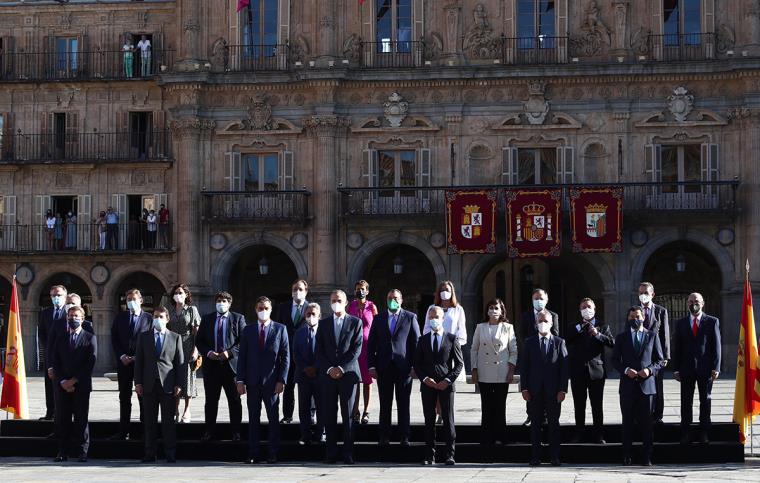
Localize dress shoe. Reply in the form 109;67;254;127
298;438;309;446
141;455;157;463
166;457;176;464
231;432;241;442
378;439;390;447
654;419;664;425
53;454;68;463
569;432;582;444
445;457;455;466
529;459;540;466
245;458;257;464
200;432;213;442
46;433;56;439
550;459;561;467
422;458;433;465
267;455;278;464
323;457;338;464
699;432;710;444
39;415;54;421
280;417;293;424
523;416;532;427
77;453;88;463
343;455;355;465
595;437;607;445
642;459;653;466
108;432;128;441
400;439;410;448
623;457;632;466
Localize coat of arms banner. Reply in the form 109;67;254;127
570;186;623;253
445;190;497;254
505;188;562;258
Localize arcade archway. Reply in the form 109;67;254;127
114;271;167;315
229;244;298;318
37;272;93;318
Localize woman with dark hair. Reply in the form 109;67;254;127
166;283;201;423
471;298;517;445
346;280;377;424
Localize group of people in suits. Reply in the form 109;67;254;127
37;277;721;467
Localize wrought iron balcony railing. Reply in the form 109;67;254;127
501;36;568;65
360;41;426;68
225;44;290;72
649;33;715;61
201;190;311;224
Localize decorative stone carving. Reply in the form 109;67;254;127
570;0;611;56
131;171;146;186
383;92;409;128
429;232;446;249
347;232;363;250
56;172;73;188
342;33;362;64
290;233;308;250
245;95;273;131
444;4;461;56
290;35;311;64
612;1;629;51
630;27;651;56
423;32;444;61
463;3;500;59
523;81;550;125
56;91;75;108
668;87;694;123
168;118;217;137
302;116;351;134
716;24;735;54
209;233;227;250
210;38;229;72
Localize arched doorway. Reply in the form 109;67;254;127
229;244;298;319
37;272;93;318
361;244;437;331
642;241;722;323
114;271;167;315
0;276;11;350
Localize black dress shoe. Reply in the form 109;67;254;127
53;454;68;463
267;455;278;464
46;433;56;439
343;456;354;465
654;419;664;425
378;439;390;447
298;438;309;446
400;439;410;448
39;415;54;421
699;432;710;444
445;457;455;466
245;458;257;464
623;457;632;466
523;416;532;427
323;457;337;464
231;432;241;442
680;433;691;445
108;432;128;441
77;454;88;463
642;459;653;466
280;417;293;424
529;459;540;466
569;433;582;444
141;456;157;463
422;458;433;465
166;457;176;464
550;459;561;466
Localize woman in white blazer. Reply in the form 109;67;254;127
471;298;517;445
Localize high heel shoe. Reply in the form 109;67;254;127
361;412;370;424
181;411;191;423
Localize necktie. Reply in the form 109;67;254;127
294;305;302;326
335;318;342;345
70;333;76;349
541;337;548;356
634;331;642;353
433;333;439;353
259;323;266;349
390;314;398;334
55;308;61;320
155;332;162;357
309;328;315;356
692;317;699;337
216;316;224;352
644;307;651;329
130;314;137;335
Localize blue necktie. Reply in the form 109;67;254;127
390;314;398;334
634;332;642;353
155;333;163;357
308;328;315;357
130;314;137;334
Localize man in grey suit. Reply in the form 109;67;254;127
135;307;184;463
316;289;363;465
638;282;670;424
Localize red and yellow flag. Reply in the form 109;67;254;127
0;276;28;419
732;264;760;444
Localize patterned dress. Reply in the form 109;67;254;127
347;299;376;384
167;304;201;397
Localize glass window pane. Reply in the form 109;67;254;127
539;148;557;184
517;149;536;185
663;0;680;37
538;0;556;37
683;0;701;37
683;144;701;193
400;150;416;196
378;150;396;196
397;0;412;50
263;154;279;191
661;145;678;193
517;0;536;39
244;155;260;191
377;0;393;46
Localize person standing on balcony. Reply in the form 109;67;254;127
122;37;135;78
64;211;77;250
45;210;56;250
146;209;157;249
105;206;119;250
137;35;151;77
158;204;170;248
346;280;377;425
94;211;107;250
54;212;64;250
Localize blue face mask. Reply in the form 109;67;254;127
51;295;65;308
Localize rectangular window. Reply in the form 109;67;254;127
660;144;702;193
129;112;153;160
243;0;279;52
244;153;279;191
376;0;412;53
664;0;701;42
517;148;557;184
517;0;556;46
55;37;78;73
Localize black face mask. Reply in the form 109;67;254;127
356;290;367;300
68;318;82;330
629;318;643;330
689;303;702;315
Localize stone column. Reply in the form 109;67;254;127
612;1;630;55
315;0;337;66
90;298;118;373
20;304;39;375
443;3;462;63
176;0;204;71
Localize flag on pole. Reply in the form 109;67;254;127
0;276;29;419
237;0;250;13
732;260;760;444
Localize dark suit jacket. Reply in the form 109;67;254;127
611;328;664;396
196;311;247;373
293;324;319;384
643;303;670;360
236;321;290;387
519;335;569;396
671;313;721;378
413;332;464;391
134;330;184;394
111;311;153;363
275;300;309;340
50;329;97;393
566;319;615;380
315;314;363;383
40;306;67;366
520;309;560;340
367;308;420;375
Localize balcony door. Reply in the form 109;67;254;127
375;0;413;63
129;112;152;160
55;37;78;77
662;0;704;59
224;151;294;219
363;148;431;214
240;0;280;68
502;146;574;185
516;0;557;63
646;143;719;209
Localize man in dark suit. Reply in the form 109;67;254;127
39;284;68;421
134;307;184;463
236;296;290;464
519;288;559;426
274;279;309;424
672;292;721;444
196;291;246;441
110;288;152;440
316;289;363;464
566;297;614;444
520;310;569;466
638;282;670;423
368;289;420;446
50;306;97;462
65;293;94;335
293;303;325;445
612;306;665;466
414;306;463;466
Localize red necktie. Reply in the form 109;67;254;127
692;317;699;337
259;323;266;349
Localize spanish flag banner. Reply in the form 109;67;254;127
732;262;760;444
0;275;29;419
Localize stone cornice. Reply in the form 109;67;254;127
168;118;216;137
302;115;351;135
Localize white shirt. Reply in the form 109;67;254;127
487;324;498;339
424;304;467;346
137;39;151;55
122;44;133;53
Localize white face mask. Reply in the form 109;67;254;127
331;302;345;314
439;290;452;301
533;299;547;311
581;308;595;320
487;308;501;319
51;295;66;308
293;290;306;302
173;294;186;305
153;318;167;332
429;317;443;332
127;300;141;313
537;322;551;335
257;309;271;321
216;302;230;314
305;315;319;327
639;293;652;305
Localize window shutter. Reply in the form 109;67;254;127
34;195;51;250
700;143;719;182
502;147;517;185
40;112;53;160
1;112;12;161
645;144;662;181
280;150;294;190
224;152;242;191
3;196;16;225
2;195;16;250
153;110;166;158
111;193;127;249
417;148;431;202
362;149;378;187
66;111;79;160
78;33;89;75
556;146;574;183
77;194;91;250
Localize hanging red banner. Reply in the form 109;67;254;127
505;188;561;258
445;190;497;254
570;186;623;253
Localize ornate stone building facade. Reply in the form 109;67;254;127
0;0;757;372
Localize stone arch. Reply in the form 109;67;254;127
28;265;97;306
211;232;308;293
580;138;608;183
106;265;171;304
347;232;446;288
466;140;494;185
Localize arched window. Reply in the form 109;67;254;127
583;143;606;183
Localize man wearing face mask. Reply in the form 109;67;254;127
612;306;664;466
134;307;184;463
196;291;246;442
414;306;463;466
236;296;290;464
519;288;559;426
65;293;94;335
671;293;721;445
566;298;614;444
275;279;310;424
110;288;153;440
637;282;670;424
316;290;363;464
520;311;569;466
293;303;325;445
367;289;421;447
39;285;68;421
51;306;97;463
